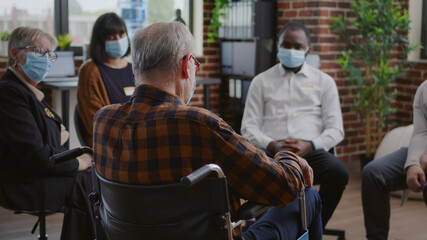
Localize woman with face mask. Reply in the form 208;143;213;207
0;27;95;239
77;12;135;147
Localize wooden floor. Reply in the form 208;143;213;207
323;160;427;240
0;160;426;240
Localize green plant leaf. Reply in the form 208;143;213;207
329;0;420;157
57;33;72;50
0;32;11;41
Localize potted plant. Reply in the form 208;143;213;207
0;31;11;57
330;0;419;166
57;33;72;51
49;33;75;77
207;0;230;43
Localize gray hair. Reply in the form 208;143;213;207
8;27;58;66
132;22;194;82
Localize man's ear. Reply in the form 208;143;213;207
305;47;310;57
10;47;20;66
181;54;190;79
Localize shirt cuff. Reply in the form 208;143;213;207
404;159;421;171
312;138;323;151
307;140;315;151
260;136;274;150
275;151;301;168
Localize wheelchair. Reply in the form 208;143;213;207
51;146;309;240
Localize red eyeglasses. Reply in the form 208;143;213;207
191;55;200;74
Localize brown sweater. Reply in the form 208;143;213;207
77;60;110;147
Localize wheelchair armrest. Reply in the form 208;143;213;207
181;164;225;187
232;201;270;222
49;146;93;166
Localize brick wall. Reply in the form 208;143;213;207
275;0;423;162
276;0;358;161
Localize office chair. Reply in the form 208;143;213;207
0;153;77;240
5;183;52;240
52;146;309;240
74;103;87;146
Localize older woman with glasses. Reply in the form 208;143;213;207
0;27;95;240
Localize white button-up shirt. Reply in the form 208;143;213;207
241;63;344;151
405;80;427;169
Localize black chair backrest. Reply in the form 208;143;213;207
74;104;86;146
93;164;232;240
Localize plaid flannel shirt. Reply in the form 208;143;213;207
93;84;305;212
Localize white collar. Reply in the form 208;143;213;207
277;62;310;78
8;66;45;102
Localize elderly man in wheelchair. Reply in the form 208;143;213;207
58;21;322;240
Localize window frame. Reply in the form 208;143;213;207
421;0;427;59
55;0;69;35
55;0;195;36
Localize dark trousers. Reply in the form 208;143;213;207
362;148;410;240
241;187;323;240
60;171;95;240
304;149;349;228
0;171;95;240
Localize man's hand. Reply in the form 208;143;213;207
77;154;92;171
296;156;314;188
267;141;283;156
406;165;426;192
282;139;313;157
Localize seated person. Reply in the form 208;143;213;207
93;21;323;240
362;80;427;240
77;12;135;147
241;22;349;229
0;27;94;239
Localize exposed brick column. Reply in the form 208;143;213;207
277;0;357;161
188;0;221;115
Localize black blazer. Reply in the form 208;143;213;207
0;69;78;182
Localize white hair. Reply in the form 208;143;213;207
131;21;194;82
8;27;57;66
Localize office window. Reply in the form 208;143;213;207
0;0;55;35
69;0;191;45
0;0;200;56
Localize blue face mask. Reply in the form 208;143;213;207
21;52;51;83
186;79;197;105
105;37;129;58
277;47;307;68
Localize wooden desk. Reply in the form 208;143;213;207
196;77;221;110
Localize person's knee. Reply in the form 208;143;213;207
336;165;349;184
362;161;379;184
327;160;349;186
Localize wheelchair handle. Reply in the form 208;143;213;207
181;164;225;187
49;146;93;166
299;189;307;231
